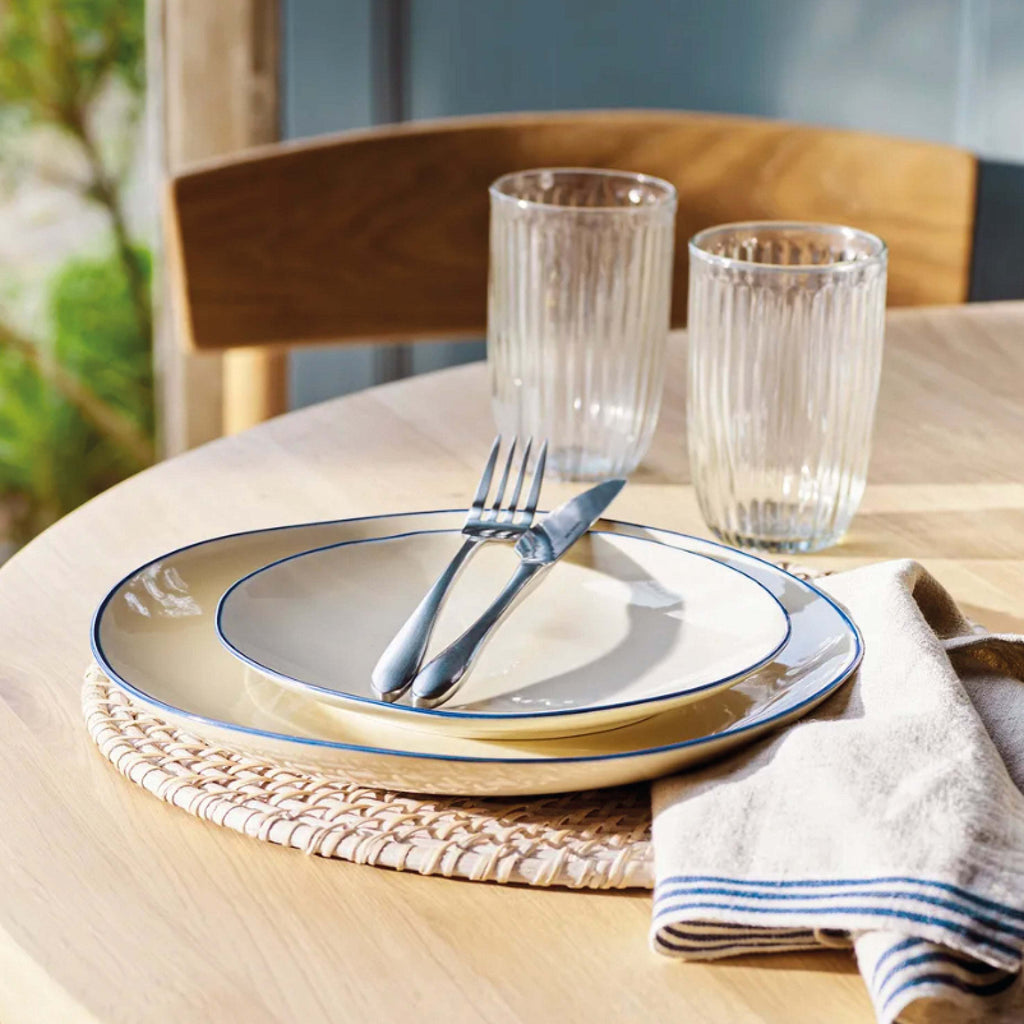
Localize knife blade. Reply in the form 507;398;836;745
410;477;626;708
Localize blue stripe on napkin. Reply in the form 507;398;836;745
881;971;1017;1019
875;944;997;992
652;875;1024;968
654;875;1024;924
866;939;1019;1022
654;922;819;956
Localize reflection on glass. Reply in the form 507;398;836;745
688;222;887;553
489;168;677;480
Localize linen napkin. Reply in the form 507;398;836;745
651;560;1024;1024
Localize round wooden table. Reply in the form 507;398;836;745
2;303;1023;1023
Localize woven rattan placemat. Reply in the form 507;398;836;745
82;565;823;889
82;665;654;889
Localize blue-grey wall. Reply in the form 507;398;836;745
284;0;375;410
284;0;1024;409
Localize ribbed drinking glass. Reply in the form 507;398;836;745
488;168;677;480
687;222;887;553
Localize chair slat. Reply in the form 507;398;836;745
169;109;977;351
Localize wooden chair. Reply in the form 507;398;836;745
166;109;977;429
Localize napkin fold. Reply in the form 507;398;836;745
651;560;1024;1023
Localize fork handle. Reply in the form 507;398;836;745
411;560;548;708
371;536;481;701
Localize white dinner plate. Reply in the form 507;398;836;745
216;529;791;739
92;511;861;796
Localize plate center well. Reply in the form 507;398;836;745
217;530;790;716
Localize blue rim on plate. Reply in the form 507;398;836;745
213;527;794;723
90;511;863;765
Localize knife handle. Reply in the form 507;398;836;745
411;560;548;708
371;536;481;701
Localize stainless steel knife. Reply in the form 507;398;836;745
410;478;626;708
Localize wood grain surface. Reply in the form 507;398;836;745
168;110;977;352
0;303;1021;1023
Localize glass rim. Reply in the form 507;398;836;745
688;221;888;272
489;167;678;213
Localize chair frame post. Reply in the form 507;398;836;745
152;0;289;451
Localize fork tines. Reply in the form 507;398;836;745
466;435;548;538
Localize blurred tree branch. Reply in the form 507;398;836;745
0;0;150;339
0;0;153;542
0;317;154;466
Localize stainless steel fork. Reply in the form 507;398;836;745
371;435;547;703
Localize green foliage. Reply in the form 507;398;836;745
0;0;151;546
0;248;153;542
52;246;153;435
0;0;145;119
0;340;56;518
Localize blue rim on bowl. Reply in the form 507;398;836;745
213;527;794;724
90;511;862;766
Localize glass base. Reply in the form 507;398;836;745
547;445;640;482
707;524;845;555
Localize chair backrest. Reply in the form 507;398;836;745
168;109;977;352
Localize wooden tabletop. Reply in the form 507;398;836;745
1;302;1023;1023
